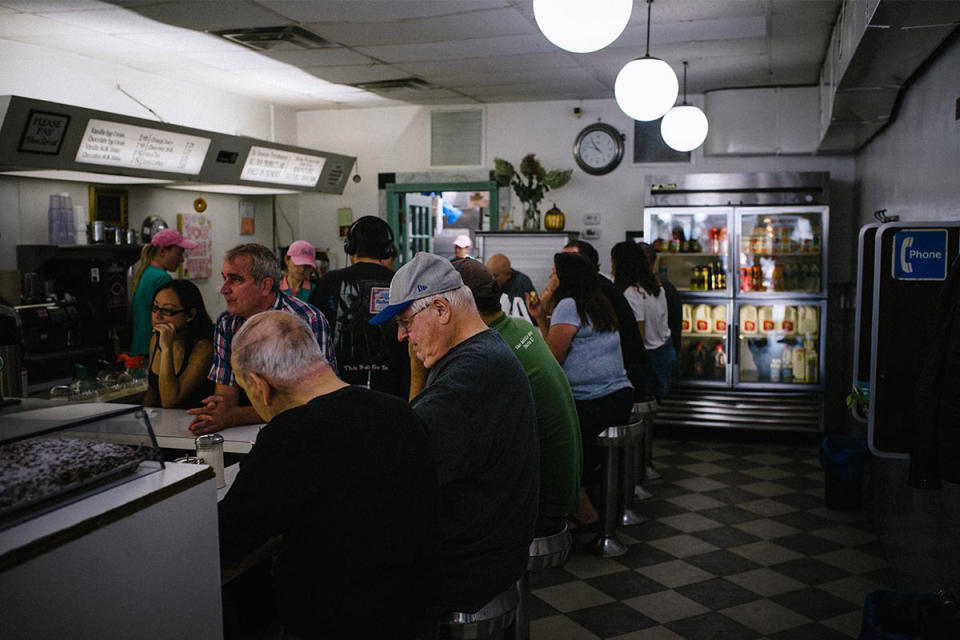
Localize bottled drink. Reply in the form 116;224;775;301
806;340;819;383
792;340;806;382
781;346;793;382
809;263;821;292
681;304;692;333
770;358;782;382
692;342;707;378
690;266;699;291
712;343;727;379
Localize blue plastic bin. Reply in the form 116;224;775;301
820;435;870;510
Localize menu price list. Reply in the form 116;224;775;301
240;145;325;188
75;119;210;175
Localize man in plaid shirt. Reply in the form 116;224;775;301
188;243;335;434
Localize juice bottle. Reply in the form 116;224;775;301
692;342;706;378
712;343;727;379
694;304;712;334
798;305;819;336
792;339;806;383
781;306;797;336
781;346;793;382
805;336;819;383
681;304;692;333
712;304;727;334
758;306;776;333
740;304;758;335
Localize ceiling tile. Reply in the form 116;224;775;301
303;7;532;47
395;51;579;75
255;0;510;23
297;63;413;85
133;1;292;31
264;48;375;67
0;1;109;10
35;8;184;34
0;13;90;37
114;30;242;53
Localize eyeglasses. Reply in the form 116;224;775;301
151;305;186;318
396;306;428;332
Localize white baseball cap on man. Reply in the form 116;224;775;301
453;234;472;248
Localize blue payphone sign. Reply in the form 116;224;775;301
892;229;949;280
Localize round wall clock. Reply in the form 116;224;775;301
573;122;624;175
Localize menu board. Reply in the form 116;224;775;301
240;145;325;187
75;119;210;175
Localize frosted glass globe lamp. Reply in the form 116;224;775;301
533;0;633;53
614;56;678;121
660;61;709;152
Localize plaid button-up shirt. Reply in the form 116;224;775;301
208;290;336;387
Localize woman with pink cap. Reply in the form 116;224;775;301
281;240;317;302
129;229;197;356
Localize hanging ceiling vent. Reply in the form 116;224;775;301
351;78;432;92
211;26;335;51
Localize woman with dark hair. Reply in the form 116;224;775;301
528;251;633;527
142;279;215;409
611;241;677;400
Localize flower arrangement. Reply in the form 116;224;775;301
494;154;572;230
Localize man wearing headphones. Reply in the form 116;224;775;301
309;216;410;399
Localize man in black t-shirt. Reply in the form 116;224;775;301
219;311;440;639
309;216;409;398
370;252;538;614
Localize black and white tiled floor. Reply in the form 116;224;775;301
528;435;890;639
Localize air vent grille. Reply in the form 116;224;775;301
212;26;335;51
352;78;432;91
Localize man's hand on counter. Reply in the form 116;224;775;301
187;394;232;434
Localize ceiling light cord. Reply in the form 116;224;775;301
681;61;689;105
115;83;166;123
644;0;653;58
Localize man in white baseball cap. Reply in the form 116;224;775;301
371;252;538;614
452;234;472;259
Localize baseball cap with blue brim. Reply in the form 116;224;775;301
369;252;464;325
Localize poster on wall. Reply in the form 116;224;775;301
178;212;212;279
239;200;255;235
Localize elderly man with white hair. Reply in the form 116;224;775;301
217;310;440;639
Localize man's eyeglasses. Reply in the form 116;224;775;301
397;306;427;332
151;305;186;318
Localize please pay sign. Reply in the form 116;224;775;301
892;229;949;280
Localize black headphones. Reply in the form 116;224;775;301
344;216;396;260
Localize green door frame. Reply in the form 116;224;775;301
385;180;499;265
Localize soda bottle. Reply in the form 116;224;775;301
692;342;706;378
713;343;727;379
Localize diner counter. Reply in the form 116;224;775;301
0;400;263;454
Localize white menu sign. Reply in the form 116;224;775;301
240;145;325;187
75;119;210;175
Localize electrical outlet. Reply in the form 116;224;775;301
583;228;602;239
583;214;601;225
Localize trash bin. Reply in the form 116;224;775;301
820;435;870;510
860;589;960;640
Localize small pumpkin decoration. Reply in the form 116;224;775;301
543;203;566;231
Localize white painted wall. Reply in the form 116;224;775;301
856;36;960;225
296;98;857;281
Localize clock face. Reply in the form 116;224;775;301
574;123;624;175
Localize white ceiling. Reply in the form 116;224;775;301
0;0;841;109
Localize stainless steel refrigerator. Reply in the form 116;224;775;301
642;172;828;432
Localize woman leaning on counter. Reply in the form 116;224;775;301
129;229;197;356
142;279;215;409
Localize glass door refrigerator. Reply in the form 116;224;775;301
644;207;733;388
734;206;828;392
642;172;829;432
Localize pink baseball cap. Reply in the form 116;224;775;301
151;229;197;250
286;240;316;266
453;234;472;248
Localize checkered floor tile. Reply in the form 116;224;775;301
529;434;889;639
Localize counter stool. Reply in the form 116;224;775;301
639;399;660;481
439;582;520;640
511;523;573;640
632;400;658;501
593;416;646;558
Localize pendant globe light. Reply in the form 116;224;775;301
614;0;678;121
660;61;709;152
533;0;632;54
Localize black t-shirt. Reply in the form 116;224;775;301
600;276;650;398
218;387;440;637
309;262;410;398
412;330;538;612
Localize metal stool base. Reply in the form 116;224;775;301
634;484;654;501
592;534;628;558
620;508;646;526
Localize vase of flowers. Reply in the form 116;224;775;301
494;154;572;231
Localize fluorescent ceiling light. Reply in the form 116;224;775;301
0;169;174;184
165;184;299;195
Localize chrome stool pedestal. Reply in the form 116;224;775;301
440;583;520;640
593;417;646;557
511;524;572;640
